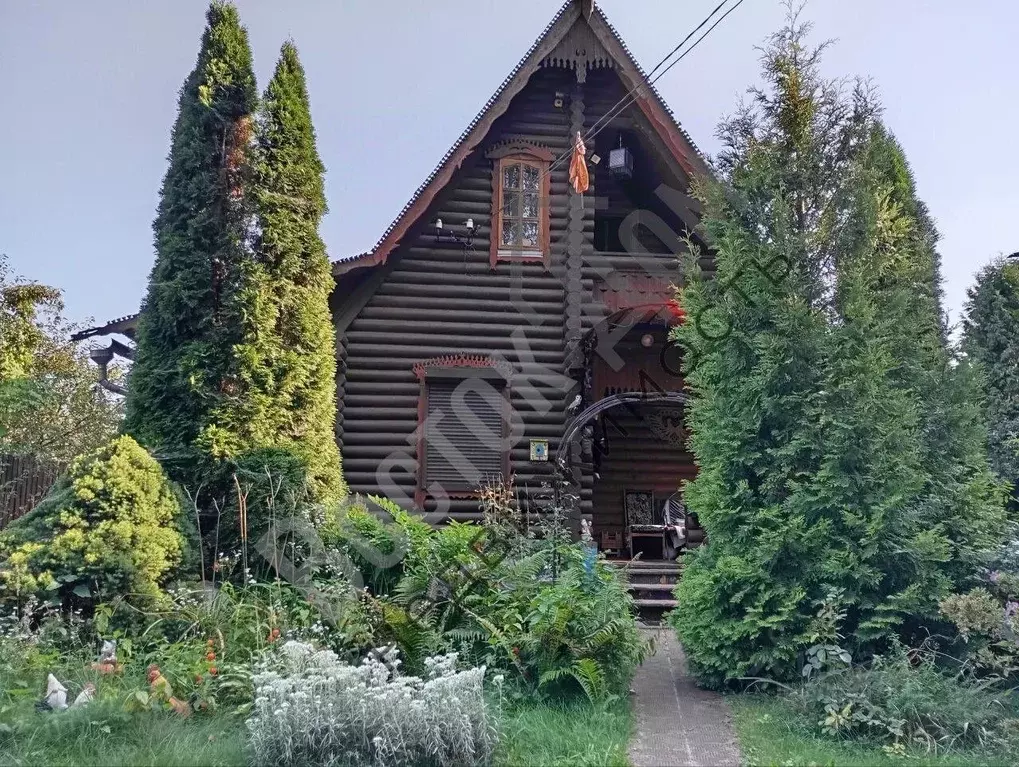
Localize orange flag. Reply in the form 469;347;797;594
569;131;589;194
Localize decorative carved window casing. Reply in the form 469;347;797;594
487;143;553;268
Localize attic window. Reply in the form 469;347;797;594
489;146;552;267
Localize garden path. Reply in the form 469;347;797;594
628;628;742;767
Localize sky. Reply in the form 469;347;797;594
1;0;1016;330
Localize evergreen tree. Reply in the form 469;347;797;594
812;125;1004;643
860;130;1006;597
671;16;864;685
671;15;1007;685
124;2;257;491
965;257;1019;511
208;42;345;504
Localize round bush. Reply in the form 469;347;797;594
0;435;184;606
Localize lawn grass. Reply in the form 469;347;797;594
0;703;247;767
495;697;632;767
730;694;1012;767
0;694;629;767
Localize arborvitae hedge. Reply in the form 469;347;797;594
965;258;1019;511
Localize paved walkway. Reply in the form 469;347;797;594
629;627;742;767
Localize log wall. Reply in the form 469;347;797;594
337;63;702;528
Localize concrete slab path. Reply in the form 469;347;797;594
628;627;742;767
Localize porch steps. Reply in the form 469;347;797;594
607;559;682;618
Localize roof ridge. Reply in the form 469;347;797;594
331;0;709;273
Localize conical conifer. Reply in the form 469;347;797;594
124;1;257;495
210;42;345;504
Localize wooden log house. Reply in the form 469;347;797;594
78;0;715;555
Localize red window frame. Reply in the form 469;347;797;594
488;144;553;268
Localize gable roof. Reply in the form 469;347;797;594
333;0;710;276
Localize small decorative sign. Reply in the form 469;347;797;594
529;439;549;462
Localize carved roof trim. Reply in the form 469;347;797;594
485;140;555;162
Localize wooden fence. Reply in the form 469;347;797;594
0;455;62;529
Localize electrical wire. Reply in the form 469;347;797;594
544;0;749;179
578;0;732;155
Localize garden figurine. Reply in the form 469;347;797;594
91;639;121;674
72;682;96;707
40;674;68;711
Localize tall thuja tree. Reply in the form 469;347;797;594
965;257;1019;512
671;16;872;685
808;124;1000;644
124;2;257;490
208;42;345;505
858;130;1006;601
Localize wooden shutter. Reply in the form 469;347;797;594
424;378;507;489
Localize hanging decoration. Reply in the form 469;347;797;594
569;131;590;194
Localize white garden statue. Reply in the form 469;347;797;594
44;674;68;711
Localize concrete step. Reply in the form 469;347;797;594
606;558;682;569
629;573;681;585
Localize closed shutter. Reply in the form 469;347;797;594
424;378;506;488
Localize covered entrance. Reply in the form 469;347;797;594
563;301;705;562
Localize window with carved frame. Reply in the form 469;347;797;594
488;143;552;267
412;358;512;509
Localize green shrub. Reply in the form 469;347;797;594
940;586;1019;683
386;514;647;700
517;548;648;700
319;494;432;594
792;648;1017;752
0;435;184;609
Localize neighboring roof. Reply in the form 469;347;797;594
71;312;140;342
333;0;710;276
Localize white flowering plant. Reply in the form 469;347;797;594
247;641;498;766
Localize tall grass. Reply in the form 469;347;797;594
495;699;632;767
0;702;246;767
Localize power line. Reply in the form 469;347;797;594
578;0;732;156
546;0;749;179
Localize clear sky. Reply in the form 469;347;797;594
1;1;1015;329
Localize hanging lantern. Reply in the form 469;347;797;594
609;135;633;179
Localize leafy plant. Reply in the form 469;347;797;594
381;481;647;701
0;254;121;466
802;588;853;681
792;647;1017;752
940;587;1019;682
